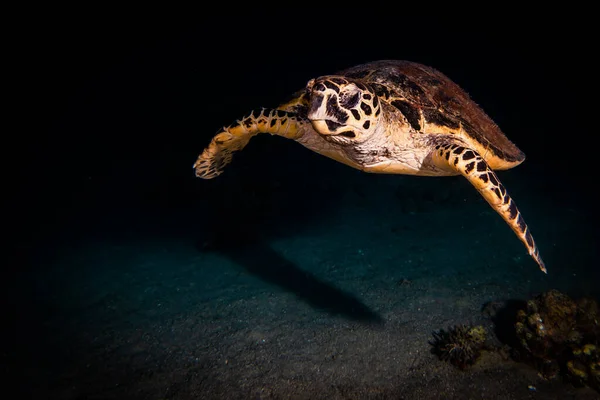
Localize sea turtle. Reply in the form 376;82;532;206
193;60;546;273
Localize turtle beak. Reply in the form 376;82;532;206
311;119;341;135
311;120;357;139
311;119;330;134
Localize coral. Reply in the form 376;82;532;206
513;289;599;391
514;289;578;378
515;289;578;356
431;324;488;370
576;297;600;340
568;344;600;391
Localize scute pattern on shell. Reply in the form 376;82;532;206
341;60;525;163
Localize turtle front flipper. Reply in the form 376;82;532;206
431;140;546;273
194;108;305;179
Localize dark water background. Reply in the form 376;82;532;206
6;9;598;399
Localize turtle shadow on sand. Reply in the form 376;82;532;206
196;223;383;325
193;161;384;325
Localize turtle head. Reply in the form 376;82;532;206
307;76;381;145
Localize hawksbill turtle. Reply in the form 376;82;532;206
193;60;546;273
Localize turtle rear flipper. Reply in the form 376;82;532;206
194;108;304;179
431;139;546;273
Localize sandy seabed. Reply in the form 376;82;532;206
8;163;599;400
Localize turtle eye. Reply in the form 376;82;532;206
313;82;327;92
339;91;360;109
